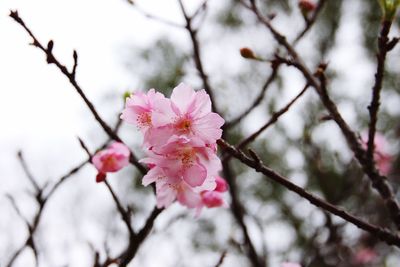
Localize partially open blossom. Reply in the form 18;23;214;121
353;248;377;265
299;0;316;13
361;133;393;175
281;263;302;267
92;142;130;182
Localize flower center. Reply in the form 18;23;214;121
137;112;152;128
179;147;195;166
175;118;192;134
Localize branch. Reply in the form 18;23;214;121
223;83;309;163
177;0;219;113
293;0;327;45
222;161;266;267
366;20;394;170
243;2;400;230
224;63;280;130
9;10;147;175
116;206;163;267
217;139;400;248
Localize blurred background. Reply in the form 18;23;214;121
2;0;400;266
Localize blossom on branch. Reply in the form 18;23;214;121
122;83;227;212
92;142;130;182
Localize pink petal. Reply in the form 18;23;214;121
183;163;207;187
170;83;196;114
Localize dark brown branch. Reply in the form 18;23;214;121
293;0;327;45
104;180;135;237
236;83;309;151
177;0;218;113
9;10;147;175
116;206;163;267
224;63;280;130
6;157;88;267
214;250;227;267
217;139;400;248
223;160;266;267
17;151;41;192
244;2;400;230
223;83;309;163
366;20;392;170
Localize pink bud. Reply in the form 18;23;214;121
299;0;316;13
201;191;225;208
215;176;228;192
91;142;130;182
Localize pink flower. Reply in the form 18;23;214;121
353;248;377;264
150;83;225;146
361;133;393;175
281;263;301;267
91;142;130;182
121;84;225;212
141;135;221;188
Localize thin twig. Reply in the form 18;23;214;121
293;0;327;45
177;0;219;113
9;10;146;175
366;20;393;170
222;160;266;267
223;83;309;163
214;250;227;267
224;63;280;130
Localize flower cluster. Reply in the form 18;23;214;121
121;83;227;211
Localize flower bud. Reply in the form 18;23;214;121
240;47;256;59
379;0;400;20
299;0;316;14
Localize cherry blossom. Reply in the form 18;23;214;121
122;84;227;212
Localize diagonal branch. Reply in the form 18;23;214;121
243;1;400;230
9;10;146;175
224;63;280;130
223;83;309;163
217;139;400;248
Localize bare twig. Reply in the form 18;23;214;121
223;83;309;163
9;10;146;175
366;20;394;170
224;63;280;130
214;250;227;267
222;161;266;267
177;0;219;113
293;0;327;45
